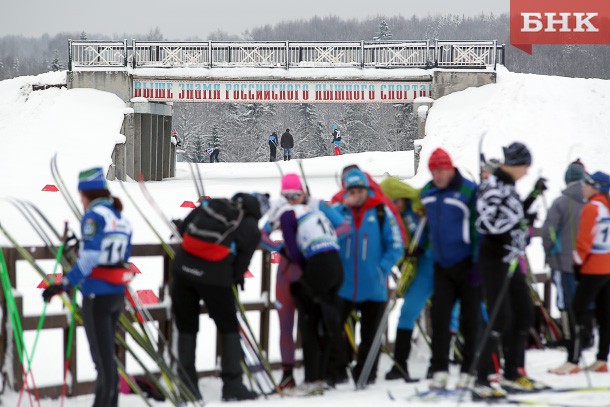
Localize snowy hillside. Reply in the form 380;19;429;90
1;69;610;406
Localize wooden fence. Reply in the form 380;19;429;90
0;242;551;398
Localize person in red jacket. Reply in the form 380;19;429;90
549;171;610;374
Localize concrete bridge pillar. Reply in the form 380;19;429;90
68;71;175;182
129;102;173;181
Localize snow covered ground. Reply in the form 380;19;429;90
1;67;609;405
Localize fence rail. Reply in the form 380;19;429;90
68;39;505;70
1;241;548;399
0;243;275;398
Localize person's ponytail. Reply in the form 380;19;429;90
112;196;123;212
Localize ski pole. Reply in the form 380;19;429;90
18;222;69;403
458;256;520;405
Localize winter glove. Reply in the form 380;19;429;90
63;233;80;259
533;177;548;195
42;284;64;302
235;275;245;291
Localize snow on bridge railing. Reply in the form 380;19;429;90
68;39;504;70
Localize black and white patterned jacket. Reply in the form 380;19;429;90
476;168;527;264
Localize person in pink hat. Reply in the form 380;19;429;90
260;173;349;394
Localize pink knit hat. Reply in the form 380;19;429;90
281;173;303;194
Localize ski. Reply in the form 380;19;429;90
137;174;181;240
355;218;427;390
296;159;311;196
50;154;83;221
118;180;176;259
233;286;282;396
0;219;197;406
407;388;464;402
478;131;488;179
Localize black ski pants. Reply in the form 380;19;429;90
291;251;343;383
430;258;481;374
569;273;610;363
336;299;386;382
172;271;239;335
478;247;534;381
269;142;277;161
210;149;220;163
82;292;125;407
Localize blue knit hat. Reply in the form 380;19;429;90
344;168;369;189
585;171;610;194
78;167;107;191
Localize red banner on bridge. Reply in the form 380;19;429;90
511;0;610;53
132;80;432;104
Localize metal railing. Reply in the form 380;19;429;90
435;40;498;69
69;39;505;70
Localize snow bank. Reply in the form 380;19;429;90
419;66;610;198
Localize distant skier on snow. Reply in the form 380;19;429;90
204;147;220;163
268;131;279;162
331;125;342;156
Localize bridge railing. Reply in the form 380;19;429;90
68;40;128;70
364;40;432;67
69;39;504;70
435;40;498;69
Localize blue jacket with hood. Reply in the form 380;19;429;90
335;187;403;302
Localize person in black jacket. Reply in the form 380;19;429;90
281;129;294;161
474;142;543;398
171;193;263;401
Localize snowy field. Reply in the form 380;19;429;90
1;67;610;405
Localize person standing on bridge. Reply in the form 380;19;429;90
268;131;279;162
281;129;294;161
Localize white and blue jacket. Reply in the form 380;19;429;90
63;198;132;296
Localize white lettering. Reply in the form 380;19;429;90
544;12;572;32
521;13;543;32
573;12;599;32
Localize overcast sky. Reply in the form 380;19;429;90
1;0;509;38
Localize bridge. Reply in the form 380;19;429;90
66;39;504;180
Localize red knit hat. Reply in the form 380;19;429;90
428;148;454;171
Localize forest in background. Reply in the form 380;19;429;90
2;14;608;162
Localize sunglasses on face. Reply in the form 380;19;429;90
282;192;303;201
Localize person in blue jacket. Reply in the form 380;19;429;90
268;132;279;162
421;148;482;391
380;177;433;382
43;167;133;407
332;168;403;385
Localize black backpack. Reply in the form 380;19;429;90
181;199;244;261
